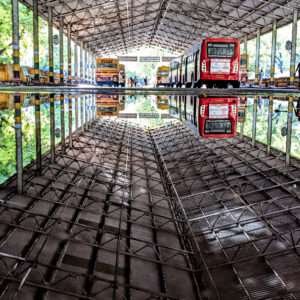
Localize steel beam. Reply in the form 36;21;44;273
81;96;84;131
88;51;91;83
75;96;79;131
74;43;78;83
86;51;89;83
60;94;66;152
251;96;258;147
68;96;73;148
85;95;88;130
254;29;260;86
59;17;64;84
11;0;20;83
50;94;55;162
266;96;273;155
290;9;298;86
67;24;72;84
84;46;87;83
243;36;248;75
80;41;84;82
35;95;42;174
270;20;277;86
286;96;293;165
48;7;54;84
33;0;39;83
14;95;23;193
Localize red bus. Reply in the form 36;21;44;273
198;97;238;138
170;37;240;88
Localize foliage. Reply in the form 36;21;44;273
240;97;300;157
0;0;12;63
0;109;15;183
19;3;33;66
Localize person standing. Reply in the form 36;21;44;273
134;76;137;87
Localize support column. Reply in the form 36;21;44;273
239;98;245;138
85;95;88;129
266;96;273;155
35;95;42;174
74;43;78;83
80;41;84;82
93;94;96;119
290;9;298;86
239;121;244;139
86;51;90;83
67;23;72;84
179;96;182;121
270;21;277;86
48;7;54;84
68;97;73;148
243;36;248;82
50;94;55;162
86;95;90;125
11;0;20;82
286;96;294;165
14;95;23;193
59;17;64;84
89;95;92;122
92;53;95;84
75;96;79;130
87;49;90;83
33;0;39;83
84;46;87;83
254;29;261;85
92;94;96;121
251;96;258;147
81;96;84;131
60;94;66;152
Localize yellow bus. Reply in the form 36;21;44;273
119;64;125;87
96;58;119;86
96;94;120;117
156;96;169;110
156;66;170;87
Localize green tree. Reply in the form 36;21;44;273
0;0;12;63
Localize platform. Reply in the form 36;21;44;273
0;117;300;299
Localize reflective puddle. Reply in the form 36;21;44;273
0;92;300;184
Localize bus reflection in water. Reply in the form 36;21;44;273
96;94;120;117
199;97;238;138
156;96;169;110
169;95;238;139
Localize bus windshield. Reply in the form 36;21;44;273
158;71;169;76
97;63;118;69
98;107;117;112
205;119;232;134
207;43;235;58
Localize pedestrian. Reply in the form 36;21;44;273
144;77;148;86
134;76;137;87
295;62;300;88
